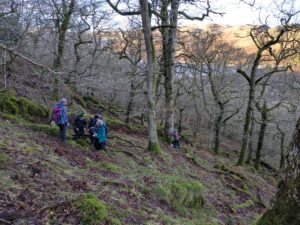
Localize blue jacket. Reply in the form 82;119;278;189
58;103;68;124
97;125;107;143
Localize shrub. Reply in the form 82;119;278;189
76;193;108;225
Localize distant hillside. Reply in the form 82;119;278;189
178;23;300;71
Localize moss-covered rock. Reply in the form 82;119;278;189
0;90;49;120
76;193;108;225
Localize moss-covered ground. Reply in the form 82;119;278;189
0;116;276;225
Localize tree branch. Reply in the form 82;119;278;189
237;69;251;83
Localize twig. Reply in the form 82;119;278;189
0;218;11;225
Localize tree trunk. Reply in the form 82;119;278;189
279;132;286;169
257;117;300;225
246;115;255;164
164;0;179;138
237;77;256;165
53;0;75;70
125;79;135;124
178;107;184;135
213;107;224;154
254;119;267;170
52;0;75;99
140;0;161;153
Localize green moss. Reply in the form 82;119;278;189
148;142;162;154
0;152;11;169
0;91;49;120
0;113;24;122
76;193;108;225
100;162;118;173
67;140;86;149
109;218;122;225
27;124;58;136
232;200;254;211
75;139;89;147
72;93;87;108
156;178;204;214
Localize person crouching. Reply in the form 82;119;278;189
94;119;107;151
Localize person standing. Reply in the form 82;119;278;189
88;114;100;144
170;128;180;149
51;98;69;143
94;119;107;151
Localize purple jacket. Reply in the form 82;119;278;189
172;131;179;141
57;103;68;124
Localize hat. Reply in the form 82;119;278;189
60;98;67;105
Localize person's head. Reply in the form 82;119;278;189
168;128;174;135
60;98;67;106
94;114;100;119
96;119;104;127
78;112;84;118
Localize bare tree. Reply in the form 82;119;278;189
236;11;299;166
187;27;243;154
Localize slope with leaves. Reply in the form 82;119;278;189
0;108;276;225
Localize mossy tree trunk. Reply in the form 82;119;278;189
237;68;256;165
125;79;135;124
159;0;179;141
52;0;75;99
178;107;184;135
277;126;286;169
140;0;161;153
254;102;268;170
246;115;255;164
257;116;300;225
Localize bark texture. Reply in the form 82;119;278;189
257;117;300;225
140;0;161;153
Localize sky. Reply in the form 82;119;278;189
182;0;300;27
112;0;300;29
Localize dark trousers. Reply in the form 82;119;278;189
73;127;85;139
94;139;106;151
89;129;95;144
58;123;67;143
172;140;180;149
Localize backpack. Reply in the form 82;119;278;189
51;105;62;124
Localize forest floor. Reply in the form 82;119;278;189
0;116;276;225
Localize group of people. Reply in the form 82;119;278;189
51;98;180;151
51;98;108;151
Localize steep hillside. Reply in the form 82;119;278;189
0;104;276;225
